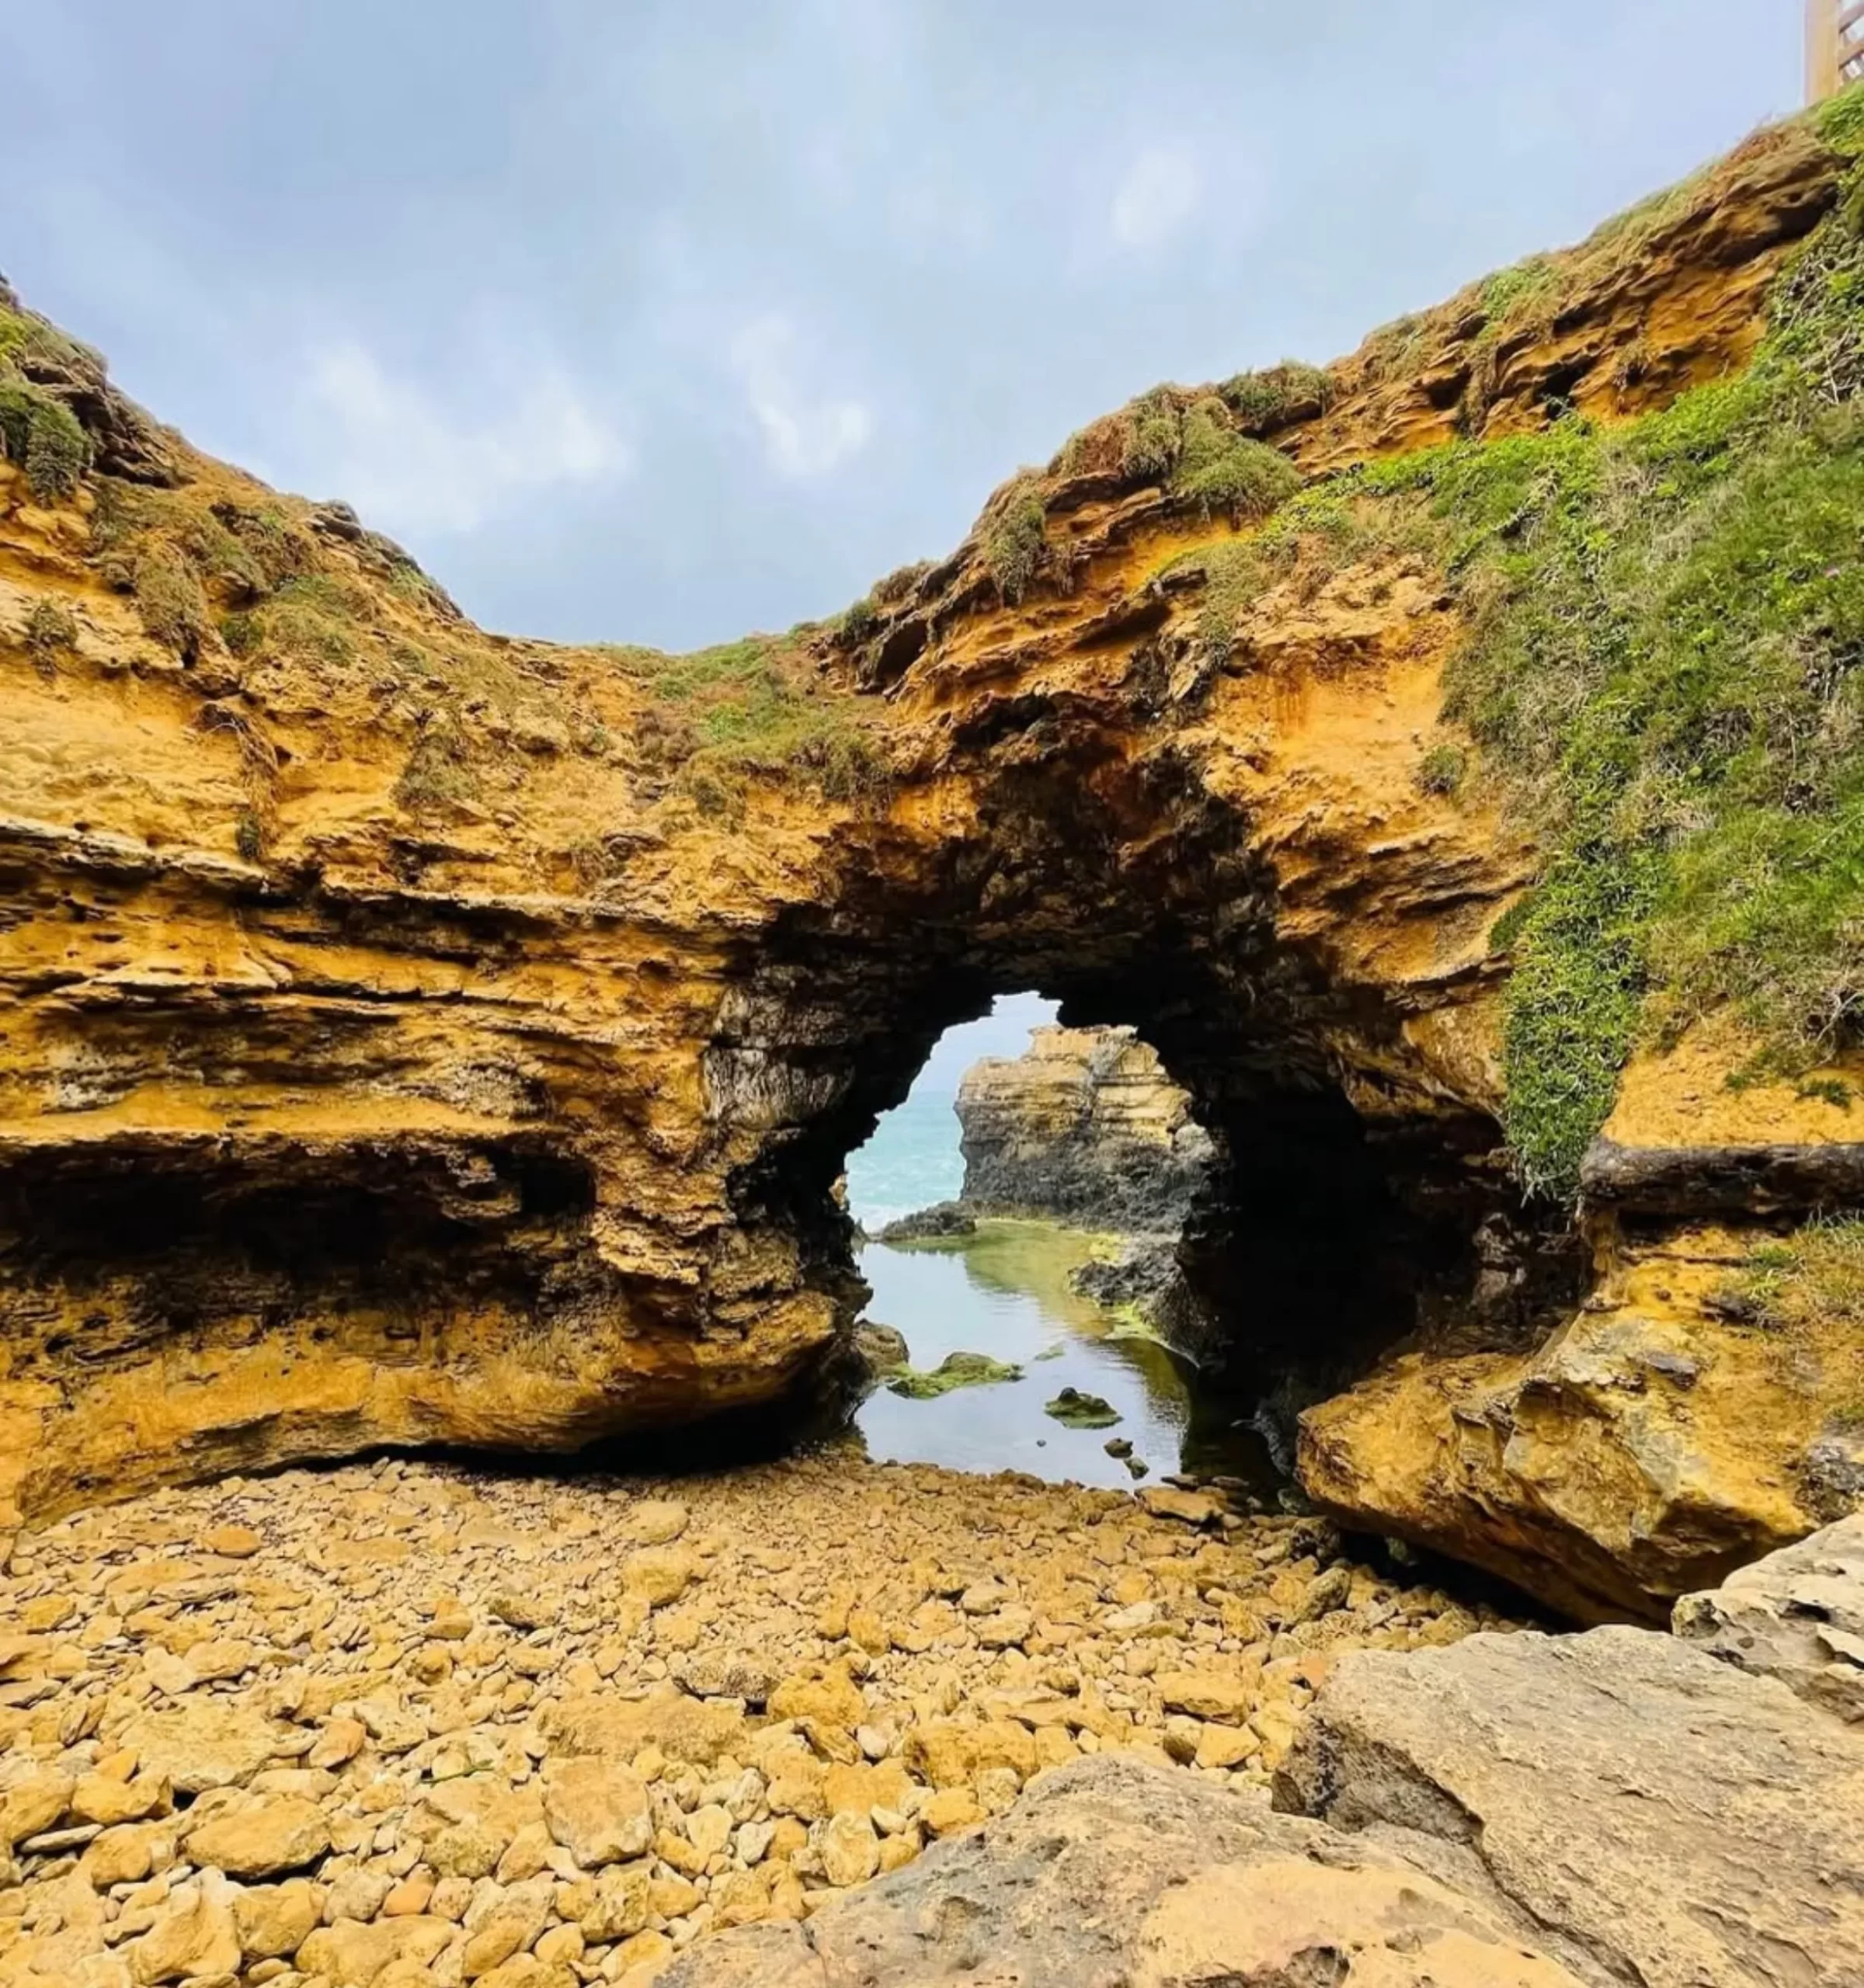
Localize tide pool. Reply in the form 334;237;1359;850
852;1219;1278;1494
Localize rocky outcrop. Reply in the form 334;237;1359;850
1673;1510;1864;1719
0;113;1859;1621
664;1754;1590;1987
676;1522;1864;1988
955;1025;1213;1232
1277;1619;1864;1986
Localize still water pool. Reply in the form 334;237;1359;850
851;1219;1279;1495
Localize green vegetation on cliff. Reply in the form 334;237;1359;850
0;305;94;502
1187;95;1864;1196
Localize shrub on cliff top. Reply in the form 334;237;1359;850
1161;113;1864;1197
0;377;91;502
1219;360;1334;433
981;473;1048;603
1170;401;1301;521
611;634;889;808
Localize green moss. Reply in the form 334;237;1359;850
886;1351;1024;1399
235;810;264;863
1170;401;1302;521
22;598;77;673
981;472;1048;603
0;379;91;502
1042;1387;1121;1430
1814;79;1864;157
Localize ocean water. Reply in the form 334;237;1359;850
843;991;1058;1230
853;1222;1275;1493
841;997;1277;1493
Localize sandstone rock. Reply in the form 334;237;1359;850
296;1914;454;1986
630;1500;690;1545
123;1872;242;1986
902;1719;1035;1789
0;132;1852;1650
658;1756;1580;1986
819;1811;881;1888
70;1770;169;1826
956;1026;1213;1232
621;1546;698;1607
232;1878;322;1960
1;1768;72;1845
1137;1486;1224;1527
768;1664;864;1731
1278;1626;1864;1986
578;1863;651;1941
185;1792;331;1877
83;1820;175;1886
542;1687;749;1767
1156;1670;1254;1722
123;1702;285;1794
203;1523;262;1559
541;1756;652;1866
1673;1512;1864;1720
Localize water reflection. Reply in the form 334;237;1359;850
854;1220;1280;1494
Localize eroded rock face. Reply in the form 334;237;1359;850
1674;1510;1864;1719
0;116;1857;1619
955;1025;1212;1232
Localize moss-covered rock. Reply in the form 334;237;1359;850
886;1352;1024;1400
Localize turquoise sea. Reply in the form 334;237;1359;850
843;992;1055;1229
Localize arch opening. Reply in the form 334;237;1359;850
708;756;1588;1487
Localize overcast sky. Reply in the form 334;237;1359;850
2;2;1802;653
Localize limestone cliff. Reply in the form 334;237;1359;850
955;1026;1212;1232
3;108;1864;1618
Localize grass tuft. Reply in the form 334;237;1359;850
981;472;1048;603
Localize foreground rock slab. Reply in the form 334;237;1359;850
662;1754;1582;1987
1277;1624;1864;1987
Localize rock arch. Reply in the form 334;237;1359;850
1;122;1855;1621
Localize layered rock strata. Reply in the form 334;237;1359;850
0;121;1859;1617
955;1025;1212;1232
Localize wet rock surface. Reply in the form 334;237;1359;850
0;1453;1501;1986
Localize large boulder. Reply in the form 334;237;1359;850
1275;1624;1864;1986
659;1754;1582;1986
1673;1510;1864;1719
